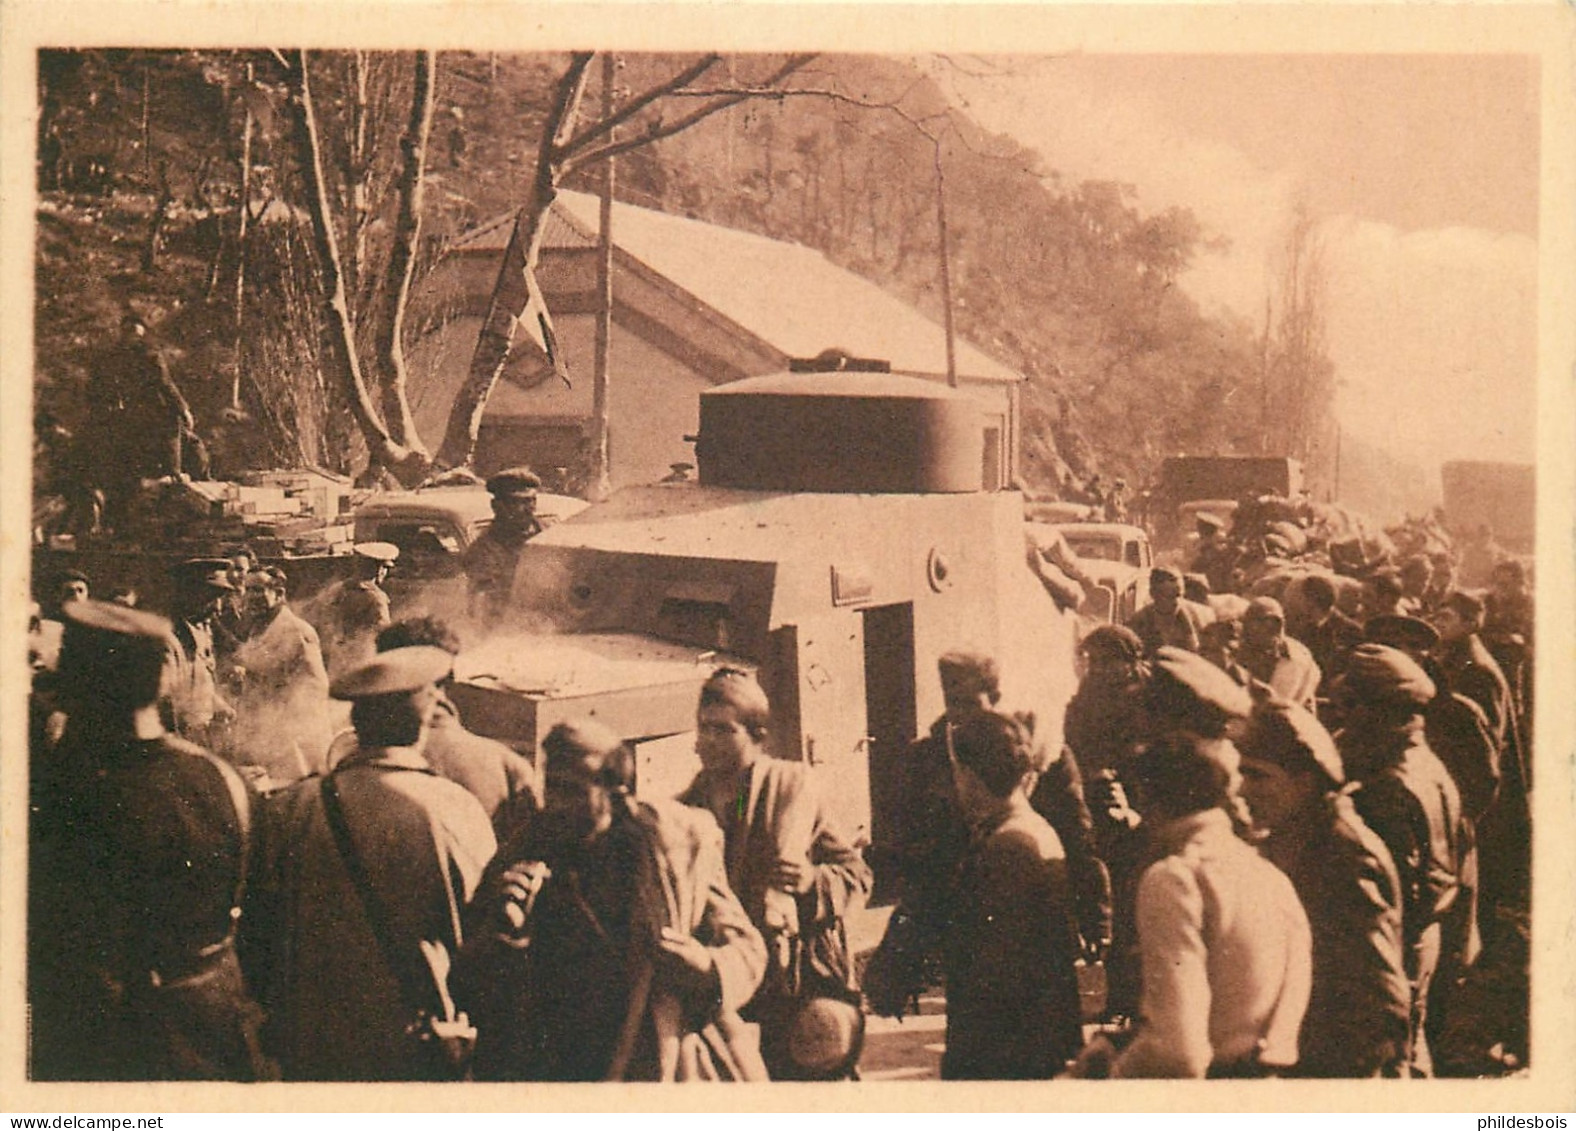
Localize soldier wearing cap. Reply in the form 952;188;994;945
1238;596;1322;714
163;557;238;748
462;466;544;621
1128;566;1206;658
1362;614;1496;1076
1238;695;1410;1076
30;600;270;1081
454;717;767;1081
1332;644;1463;1076
313;541;398;681
1076;700;1311;1079
376;616;539;833
241;647;496;1081
229;566;331;784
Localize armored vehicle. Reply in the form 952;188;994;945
448;371;1081;859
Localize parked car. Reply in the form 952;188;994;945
1049;522;1153;625
353;485;589;589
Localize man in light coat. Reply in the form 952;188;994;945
230;566;331;783
677;668;871;1079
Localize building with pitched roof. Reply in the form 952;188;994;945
407;190;1023;491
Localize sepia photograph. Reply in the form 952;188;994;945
2;0;1573;1115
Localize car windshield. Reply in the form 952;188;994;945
1062;534;1123;562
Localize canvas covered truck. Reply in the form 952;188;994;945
1147;455;1304;551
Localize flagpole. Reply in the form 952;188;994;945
588;52;616;502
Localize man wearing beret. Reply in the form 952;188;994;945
1363;614;1497;1076
163;557;238;748
1238;695;1411;1076
463;466;544;621
1128;567;1206;658
240;647;497;1080
1079;679;1311;1078
454;718;767;1081
313;542;398;681
30;600;270;1080
1333;644;1464;1076
1238;596;1322;714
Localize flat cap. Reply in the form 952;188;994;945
1081;624;1143;662
329;645;452;700
352;541;401;564
486;466;542;497
174;557;235;590
1150;565;1183;587
61;598;174;642
1147;645;1253;736
1341;643;1435;708
1244;596;1286;623
1364;614;1440;654
1196;512;1226;533
1240;694;1344;788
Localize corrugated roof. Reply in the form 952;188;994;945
448;191;1021;385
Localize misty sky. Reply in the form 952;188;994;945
938;54;1540;476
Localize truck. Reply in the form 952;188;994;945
1440;460;1535;555
1147;455;1304;550
444;369;1083;879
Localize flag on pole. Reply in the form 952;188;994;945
515;258;571;389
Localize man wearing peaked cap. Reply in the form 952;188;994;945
376;617;539;834
464;466;545;622
241;641;495;1081
328;643;453;700
1333;643;1464;1077
1238;694;1411;1077
29;600;271;1081
311;542;398;681
164;557;237;748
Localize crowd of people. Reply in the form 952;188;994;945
25;471;1534;1084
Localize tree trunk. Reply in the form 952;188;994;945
232;61;254;414
587;51;616;502
434;52;593;471
370;48;435;460
288;49;417;478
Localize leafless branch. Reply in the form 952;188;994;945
564;54;817;175
557;53;721;158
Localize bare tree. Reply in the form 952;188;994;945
287;47;427;481
435;51;816;472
